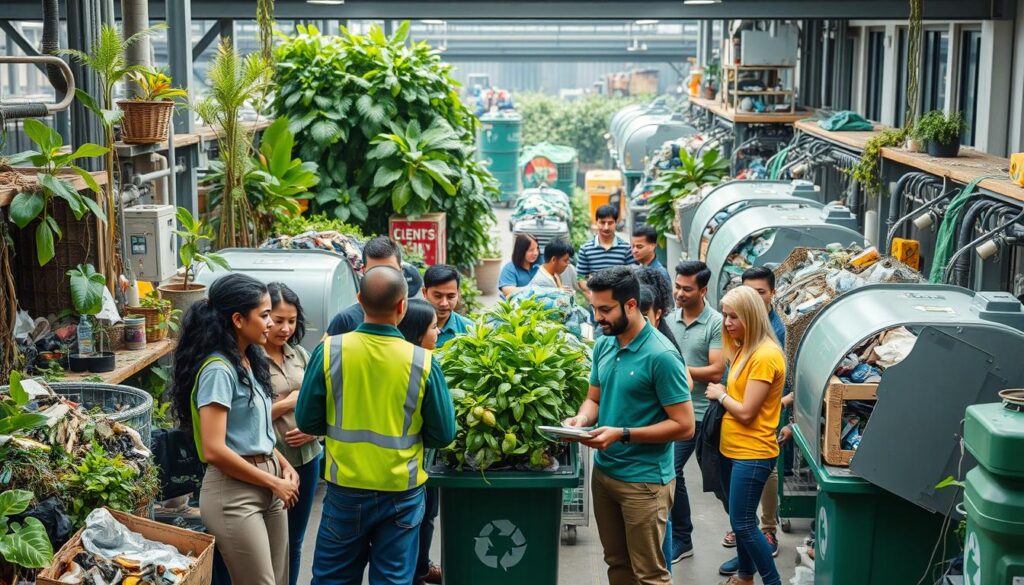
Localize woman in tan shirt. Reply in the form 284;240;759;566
264;283;322;585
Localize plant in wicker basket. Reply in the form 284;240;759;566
118;66;188;144
130;290;180;342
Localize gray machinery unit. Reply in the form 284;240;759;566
793;284;1024;515
123;205;178;283
513;216;570;249
617;112;698;173
682;179;820;261
608;99;670;159
705;203;862;306
194;249;359;353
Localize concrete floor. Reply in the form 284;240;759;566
297;207;813;584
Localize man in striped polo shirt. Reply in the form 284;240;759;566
577;204;637;304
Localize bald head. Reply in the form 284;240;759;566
359;266;408;323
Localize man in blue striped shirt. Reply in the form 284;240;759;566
577;204;637;303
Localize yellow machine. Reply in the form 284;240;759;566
585;170;624;223
1010;153;1024;187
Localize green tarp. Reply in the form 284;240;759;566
818;111;874;132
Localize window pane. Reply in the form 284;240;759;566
865;30;885;121
922;30;949;113
895;28;907;127
958;30;981;145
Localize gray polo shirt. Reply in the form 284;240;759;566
666;302;723;422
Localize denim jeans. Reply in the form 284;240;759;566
287;454;323;585
312;483;425;585
414;487;440;580
720;456;781;585
670;420;702;550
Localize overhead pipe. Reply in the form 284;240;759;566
40;0;67;95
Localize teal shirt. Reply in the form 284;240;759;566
295;323;456;449
194;354;277;456
666;302;723;422
590;322;691;484
437;311;473;348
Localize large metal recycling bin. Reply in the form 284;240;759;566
428;446;580;585
479;112;524;204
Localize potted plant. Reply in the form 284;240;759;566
129;290;180;343
473;238;503;296
118;66;188;144
646;148;730;247
66;263;116;373
702;61;720;99
157;207;230;316
916;110;965;158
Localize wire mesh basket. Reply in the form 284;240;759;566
561;445;591;545
47;382;154;447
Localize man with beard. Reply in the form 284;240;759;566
564;266;695;585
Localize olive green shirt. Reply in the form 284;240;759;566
269;343;323;467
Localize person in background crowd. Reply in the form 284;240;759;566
297;266;456;585
565;266;695;585
705;286;786;585
530;238;575;291
499;234;540;298
666;260;726;564
172;274;298;585
741;267;785;345
639;284;678;348
396;299;443;585
635;266;674;331
327;236;421;336
577;205;636;302
264;283;322;585
631;225;671;281
422;264;472;349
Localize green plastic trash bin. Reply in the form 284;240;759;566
428;445;581;585
793;426;951;585
479;112;523;205
963;391;1024;585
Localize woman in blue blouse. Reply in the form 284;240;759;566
499;234;540;298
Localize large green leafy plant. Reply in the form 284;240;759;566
0;489;54;571
7;120;107;266
646;149;729;245
274;22;497;266
174;207;229;290
0;372;48;440
61;442;158;527
439;299;590;471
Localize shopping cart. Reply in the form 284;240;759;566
560;445;591;545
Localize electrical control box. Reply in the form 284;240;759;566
123;205;177;283
740;26;799;66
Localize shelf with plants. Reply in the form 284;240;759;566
720;64;796;114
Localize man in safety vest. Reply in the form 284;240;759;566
297;266;456;585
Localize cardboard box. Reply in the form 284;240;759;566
389;212;447;266
822;376;878;467
37;508;215;585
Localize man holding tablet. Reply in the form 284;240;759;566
564;266;695;585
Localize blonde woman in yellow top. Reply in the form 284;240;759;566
705;285;784;585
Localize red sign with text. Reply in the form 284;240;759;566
389;213;447;266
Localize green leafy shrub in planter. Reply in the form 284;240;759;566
61;442;159;527
273;22;497;267
439;299;590;471
646;149;729;246
915;110;965;157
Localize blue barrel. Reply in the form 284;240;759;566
478;112;523;204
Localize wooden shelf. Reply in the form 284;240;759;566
688;95;813;125
64;339;176;385
0;169;108;208
794;118;889;152
115;132;201;158
723;64;796;70
195;119;273;143
881;147;1024;204
732;90;794;96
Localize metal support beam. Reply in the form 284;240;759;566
192;20;222;62
167;0;198;217
0;21;47;76
219;18;234;49
66;0;105;171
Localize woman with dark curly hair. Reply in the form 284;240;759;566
171;273;299;585
636;266;675;329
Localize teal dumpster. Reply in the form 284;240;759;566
478;112;523;205
963;390;1024;585
428;445;581;585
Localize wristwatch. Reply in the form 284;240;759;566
621;427;631;443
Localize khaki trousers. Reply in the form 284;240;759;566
200;459;289;585
760;467;779;532
592;467;674;585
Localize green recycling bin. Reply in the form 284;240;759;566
793;426;951;584
428;445;580;585
963;391;1024;585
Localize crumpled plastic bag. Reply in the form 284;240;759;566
81;508;194;571
826;269;866;293
95;287;122;324
870;327;917;368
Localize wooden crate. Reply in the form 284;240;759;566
38;508;214;585
822;376;878;466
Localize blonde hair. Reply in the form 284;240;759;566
721;285;780;367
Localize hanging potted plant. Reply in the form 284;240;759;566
916;110;965;158
118;66;188;144
157;207;230;317
66;263;116;373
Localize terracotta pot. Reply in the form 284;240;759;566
157;283;208;336
474;258;503;296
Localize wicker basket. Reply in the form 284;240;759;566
118;100;174;144
127;305;171;342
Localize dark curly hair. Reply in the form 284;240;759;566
635;266;673;317
267;282;306;346
171;273;272;429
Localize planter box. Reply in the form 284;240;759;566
389;212;447;266
427;446;580;585
37;508;214;585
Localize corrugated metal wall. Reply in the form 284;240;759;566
448;61;686;95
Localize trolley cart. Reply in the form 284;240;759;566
560;445;591;545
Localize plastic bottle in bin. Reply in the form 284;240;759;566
77;315;94;355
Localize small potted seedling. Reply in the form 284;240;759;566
157;207;230;317
66;263;116;373
916;110;966;158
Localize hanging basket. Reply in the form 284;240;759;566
118;100;175;144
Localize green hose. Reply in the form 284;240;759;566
928;174;1004;283
768;145;793;180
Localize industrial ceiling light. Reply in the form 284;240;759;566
683;0;722;4
307;0;345;4
421;19;446;25
635;19;660;26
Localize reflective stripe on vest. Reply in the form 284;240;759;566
323;333;429;491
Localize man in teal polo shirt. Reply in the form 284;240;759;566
565;266;695;585
422;264;473;348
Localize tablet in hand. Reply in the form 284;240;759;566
537;425;594;440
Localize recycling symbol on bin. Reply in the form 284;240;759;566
817;507;829;560
964;530;982;585
474;519;527;571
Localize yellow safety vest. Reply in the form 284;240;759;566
323;332;431;491
190;356;227;464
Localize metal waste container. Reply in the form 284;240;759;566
791;285;1024;584
705;203;862;307
194;248;359;353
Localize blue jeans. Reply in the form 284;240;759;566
288;454;323;585
670;420;702;550
312;483;425;585
720;456;781;585
414;487;440;580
